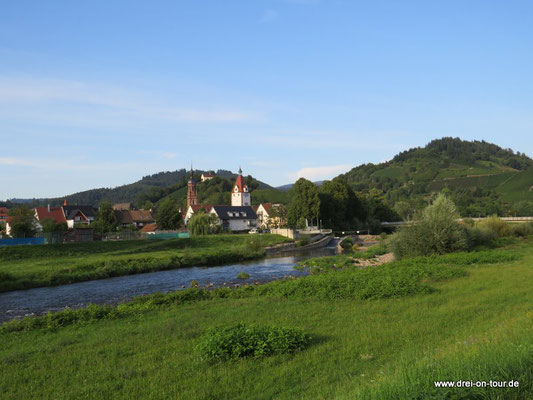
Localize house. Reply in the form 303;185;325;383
114;209;155;229
4;215;41;237
34;205;68;226
113;203;134;211
210;205;257;232
62;203;96;228
201;172;215;182
256;203;286;229
0;207;8;229
184;204;213;225
140;223;157;233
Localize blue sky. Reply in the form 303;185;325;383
1;0;532;199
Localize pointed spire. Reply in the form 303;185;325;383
238;166;242;175
63;199;68;206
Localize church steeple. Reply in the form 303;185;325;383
231;167;251;206
187;165;198;208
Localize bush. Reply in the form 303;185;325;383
297;236;311;247
465;226;497;249
196;323;310;361
237;272;250;280
340;237;354;252
461;218;475;227
510;222;533;237
475;216;510;237
387;194;468;259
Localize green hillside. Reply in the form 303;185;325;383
12;169;285;208
339;137;533;217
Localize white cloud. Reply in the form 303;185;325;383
0;156;136;172
290;164;352;182
260;9;278;23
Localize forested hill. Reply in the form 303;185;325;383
9;169;278;208
338;137;533;216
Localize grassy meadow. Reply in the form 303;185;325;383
0;234;289;292
1;237;532;399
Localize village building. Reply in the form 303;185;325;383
34;205;68;226
231;168;251;206
184;204;213;225
113;203;135;211
209;205;257;231
201;172;215;182
184;168;258;232
140;223;157;234
4;215;41;237
62;201;96;228
0;207;8;228
255;203;286;229
187;167;198;209
114;209;155;229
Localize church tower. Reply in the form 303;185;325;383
231;168;251;206
187;166;198;208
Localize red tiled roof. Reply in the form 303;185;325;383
261;203;273;213
190;204;213;213
34;207;67;224
233;174;247;193
140;223;157;232
0;207;9;215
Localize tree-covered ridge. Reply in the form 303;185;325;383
9;169;277;208
339;137;533;217
393;137;532;169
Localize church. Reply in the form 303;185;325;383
184;168;258;232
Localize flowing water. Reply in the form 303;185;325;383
0;246;337;322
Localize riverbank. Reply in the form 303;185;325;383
1;238;531;399
0;235;290;293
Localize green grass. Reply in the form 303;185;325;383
0;234;289;292
1;239;532;399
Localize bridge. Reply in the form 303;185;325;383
381;216;533;228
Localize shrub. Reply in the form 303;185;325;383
340;237;354;252
387;194;468;259
465;226;497;249
475;216;510;237
297;236;311;247
237;272;250;280
196;323;310;361
461;218;475;227
510;222;533;237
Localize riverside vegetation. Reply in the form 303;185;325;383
0;235;289;292
2;197;533;398
1;237;532;398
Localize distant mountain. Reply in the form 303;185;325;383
7;138;533;217
276;181;324;192
337;137;533;216
8;169;279;208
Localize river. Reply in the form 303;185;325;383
0;246;337;323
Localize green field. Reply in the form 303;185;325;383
0;235;289;292
1;238;532;399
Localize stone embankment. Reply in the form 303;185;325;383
265;235;333;255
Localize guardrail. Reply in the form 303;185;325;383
382;216;533;227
